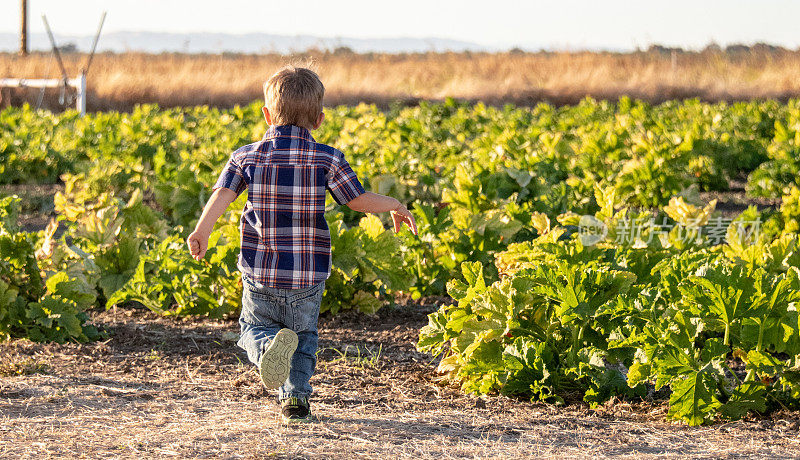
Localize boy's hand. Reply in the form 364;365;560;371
390;204;418;236
187;231;209;260
187;187;238;261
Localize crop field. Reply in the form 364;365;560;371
4;98;800;457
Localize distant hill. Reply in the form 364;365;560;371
0;31;493;54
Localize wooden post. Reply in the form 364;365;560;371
20;0;28;55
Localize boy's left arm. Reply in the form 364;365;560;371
346;192;418;235
188;188;238;260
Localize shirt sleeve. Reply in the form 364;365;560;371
327;152;366;205
212;153;248;196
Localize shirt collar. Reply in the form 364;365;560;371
263;125;315;142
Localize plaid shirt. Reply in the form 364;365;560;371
213;125;365;289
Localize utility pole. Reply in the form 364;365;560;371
20;0;28;55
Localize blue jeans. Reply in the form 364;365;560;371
237;275;325;400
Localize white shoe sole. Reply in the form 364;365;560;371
259;329;298;389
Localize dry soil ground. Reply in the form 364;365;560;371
2;302;800;459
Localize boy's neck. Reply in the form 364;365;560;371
270;124;314;131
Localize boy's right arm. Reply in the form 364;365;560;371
187;187;238;260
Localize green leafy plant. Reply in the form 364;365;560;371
324;213;415;314
419;256;640;405
106;226;241;318
0;198;102;342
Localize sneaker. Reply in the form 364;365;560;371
281;396;312;424
259;328;298;389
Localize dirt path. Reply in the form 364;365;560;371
1;303;799;459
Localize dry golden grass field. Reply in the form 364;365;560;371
3;47;800;111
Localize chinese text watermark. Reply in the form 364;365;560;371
578;215;761;247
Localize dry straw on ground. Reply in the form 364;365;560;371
2;302;799;459
3;48;800;112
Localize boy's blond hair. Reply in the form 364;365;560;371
263;66;324;128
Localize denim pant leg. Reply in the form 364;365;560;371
237;278;287;366
278;281;324;400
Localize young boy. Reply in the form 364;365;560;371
187;66;417;423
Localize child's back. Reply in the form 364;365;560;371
187;66;416;424
216;124;364;289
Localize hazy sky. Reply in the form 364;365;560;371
2;0;799;50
